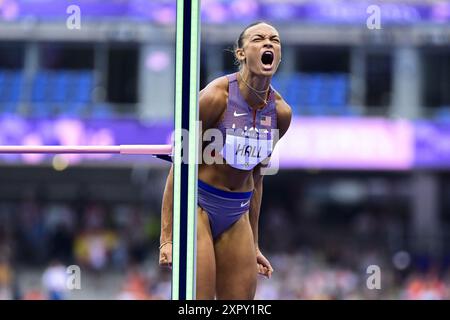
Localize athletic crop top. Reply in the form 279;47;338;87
216;73;278;171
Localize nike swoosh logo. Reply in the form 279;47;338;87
240;200;250;207
234;111;248;117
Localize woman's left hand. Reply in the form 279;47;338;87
256;248;274;279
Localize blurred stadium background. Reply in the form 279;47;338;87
1;0;450;300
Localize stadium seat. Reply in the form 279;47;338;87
32;70;95;105
277;72;351;116
91;103;114;119
306;104;328;116
31;103;53;118
0;71;5;102
32;72;48;102
60;103;88;117
0;71;23;103
51;72;69;102
9;78;22;103
435;107;450;122
0;103;19;115
75;71;94;103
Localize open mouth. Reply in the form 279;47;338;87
261;51;274;66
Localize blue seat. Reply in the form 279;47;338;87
31;70;95;105
334;73;349;86
31;103;53;118
271;75;287;95
307;87;322;107
0;70;5;86
78;71;94;85
32;72;48;102
329;89;347;106
306;104;327;116
274;72;352;116
287;73;301;90
0;103;19;115
9;83;21;103
435;107;450;122
72;71;93;103
283;73;301;109
298;85;310;107
293;104;304;116
76;81;92;102
0;71;5;101
51;72;69;102
0;71;21;102
0;86;6;103
11;71;23;85
60;103;87;117
91;103;114;119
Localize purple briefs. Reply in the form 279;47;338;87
198;180;253;240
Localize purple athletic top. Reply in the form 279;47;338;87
217;73;278;170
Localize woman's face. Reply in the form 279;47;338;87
237;23;282;77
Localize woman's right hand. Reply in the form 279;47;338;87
159;241;173;268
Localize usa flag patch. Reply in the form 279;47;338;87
260;115;271;126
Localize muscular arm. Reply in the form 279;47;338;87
249;165;264;249
249;95;292;250
160;164;174;246
159;77;227;252
249;96;292;277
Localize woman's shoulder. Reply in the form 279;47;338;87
272;89;292;138
199;75;230;128
272;89;292;117
199;75;230;110
201;75;229;97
